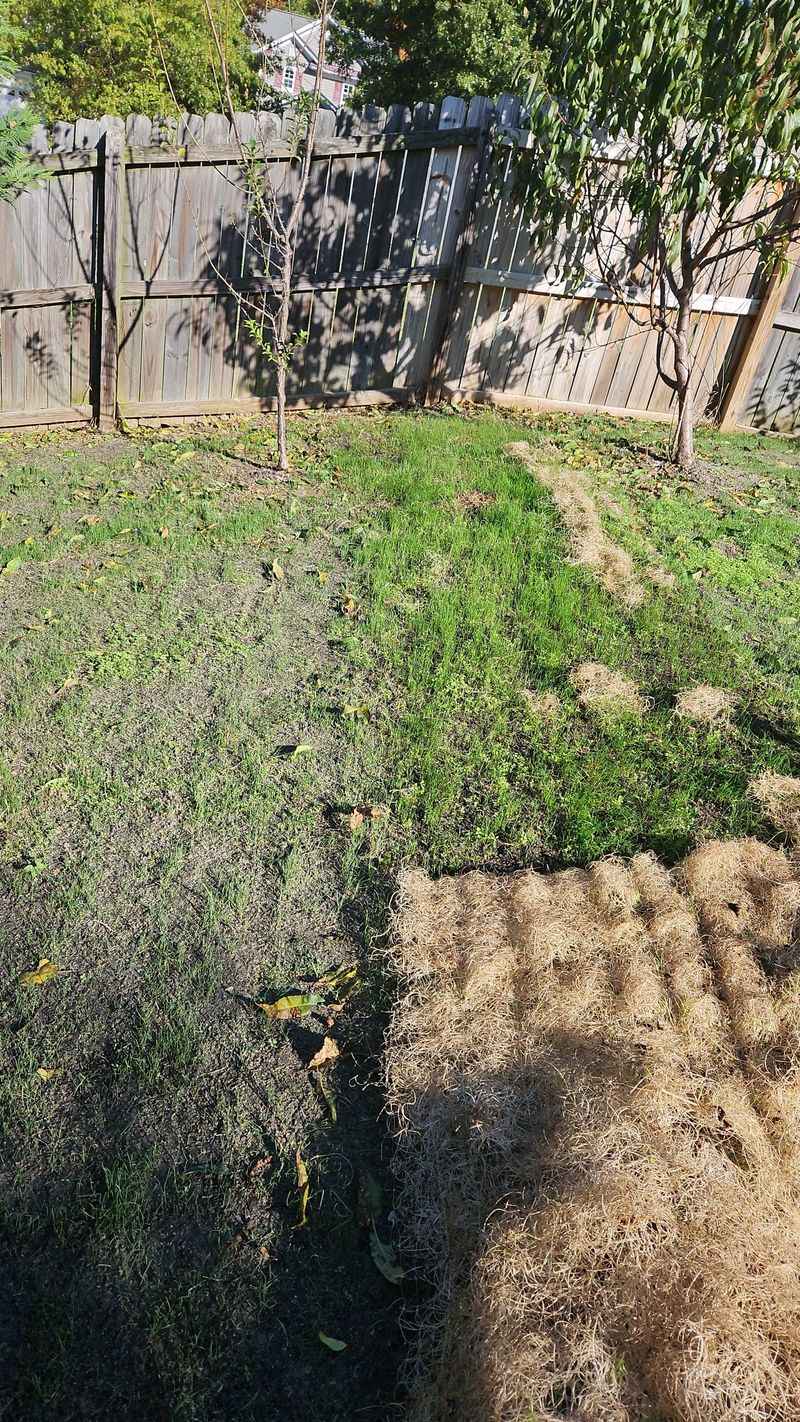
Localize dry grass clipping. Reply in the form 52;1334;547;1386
572;661;645;716
506;440;647;607
751;772;800;842
522;689;561;719
388;827;800;1422
675;684;736;726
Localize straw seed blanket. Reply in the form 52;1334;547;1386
388;779;800;1421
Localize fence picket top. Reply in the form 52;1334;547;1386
29;123;50;155
359;104;386;134
385;103;412;133
439;96;468;129
1;95;795;432
413;101;438;130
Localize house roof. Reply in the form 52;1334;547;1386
256;8;361;79
258;9;318;45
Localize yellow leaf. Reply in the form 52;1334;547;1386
314;963;358;997
19;958;59;987
35;1067;56;1081
296;1149;309;1227
308;1036;339;1070
257;992;323;1020
174;449;195;463
318;1332;347;1352
270;560;285;581
54;677;79;696
317;569;329;585
342;703;369;719
345;808;365;831
159;526;170;539
79;514;103;527
341;594;358;616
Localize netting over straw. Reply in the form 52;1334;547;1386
388;831;800;1422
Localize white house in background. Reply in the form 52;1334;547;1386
255;9;360;109
0;70;32;115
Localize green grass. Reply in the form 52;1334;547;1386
1;408;798;1421
331;410;800;869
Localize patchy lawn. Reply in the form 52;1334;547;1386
1;408;799;1421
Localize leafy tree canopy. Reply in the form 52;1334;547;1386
8;0;258;121
333;0;535;105
523;0;800;249
517;0;800;466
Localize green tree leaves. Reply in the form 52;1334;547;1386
7;0;257;121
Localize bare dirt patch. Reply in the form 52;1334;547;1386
572;661;645;716
675;683;736;726
388;828;800;1422
506;440;647;607
454;490;497;514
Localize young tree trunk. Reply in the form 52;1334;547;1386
275;250;293;472
276;364;288;471
673;292;694;470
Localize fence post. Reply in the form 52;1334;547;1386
718;204;800;431
424;96;495;402
97;117;125;429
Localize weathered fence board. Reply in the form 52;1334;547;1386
0;100;797;433
438;130;773;428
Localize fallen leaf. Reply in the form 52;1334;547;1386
258;1244;271;1262
54;676;79;696
308;1035;339;1070
174;449;195;463
340;594;358;616
1;556;23;577
270;559;285;581
296;1149;309;1227
159;526;170;539
35;1067;56;1081
342;703;369;719
317;1072;337;1123
369;1226;405;1284
289;744;314;759
257;992;323;1020
318;1332;347;1352
316;569;329;585
248;1154;273;1179
79;514;103;526
314;963;358;997
357;1170;383;1228
365;803;390;821
345;808;365;831
19;958;59;987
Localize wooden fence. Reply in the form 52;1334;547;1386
1;99;799;433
